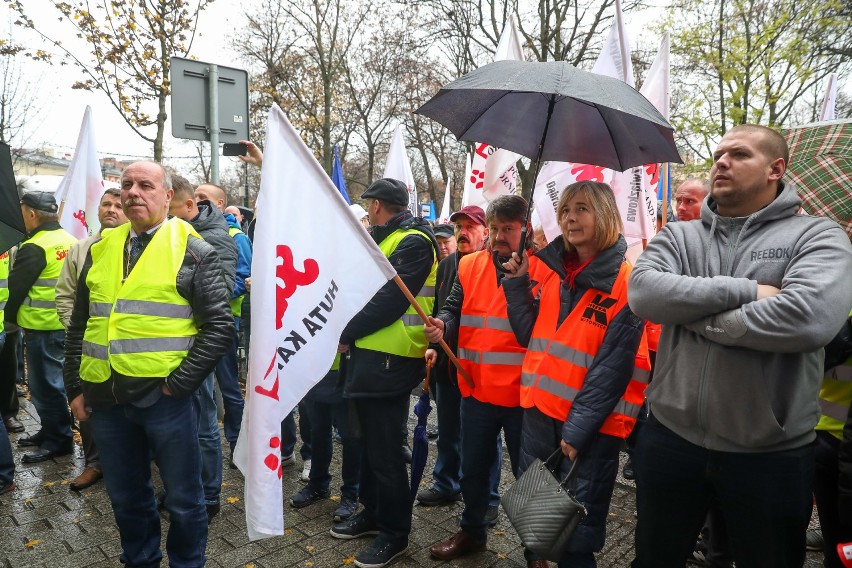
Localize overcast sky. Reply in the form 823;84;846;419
10;0;847;170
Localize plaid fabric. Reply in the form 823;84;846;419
783;120;852;236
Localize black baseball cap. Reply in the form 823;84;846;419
433;224;455;238
20;191;58;213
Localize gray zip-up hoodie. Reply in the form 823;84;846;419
629;182;852;453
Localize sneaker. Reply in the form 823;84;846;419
281;452;295;467
805;529;824;552
622;457;635;480
416;487;462;507
0;480;15;495
333;497;358;521
484;504;499;527
354;536;407;568
330;510;380;540
290;485;330;509
300;459;312;482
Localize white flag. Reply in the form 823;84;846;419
820;73;837;121
383;124;418;216
461;153;473;207
56;106;104;239
592;0;634;85
438;171;453;223
234;104;396;540
470;16;524;206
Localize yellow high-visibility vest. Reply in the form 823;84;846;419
17;227;76;331
80;218;200;383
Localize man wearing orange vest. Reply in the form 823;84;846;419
424;195;544;562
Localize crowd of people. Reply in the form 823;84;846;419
0;124;851;568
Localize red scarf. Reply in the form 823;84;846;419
561;251;595;289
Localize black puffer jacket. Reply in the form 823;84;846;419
503;236;646;555
341;210;437;398
429;251;461;385
191;200;237;296
63;230;235;407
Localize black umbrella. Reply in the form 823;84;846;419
416;60;682;257
0;143;27;255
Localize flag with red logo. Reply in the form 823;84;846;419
465;16;524;207
234;104;397;540
56;106;104;239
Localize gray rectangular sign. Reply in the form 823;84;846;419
170;57;249;143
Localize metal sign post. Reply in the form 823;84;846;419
170;57;249;184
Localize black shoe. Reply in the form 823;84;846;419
426;425;438;440
16;432;43;447
354;536;407;568
290;486;330;509
805;529;824;552
622;457;635;480
333;497;358;522
229;442;238;469
416;487;462;507
402;445;412;464
4;416;24;433
330;511;380;540
206;502;221;524
0;480;15;494
22;445;73;463
485;504;499;527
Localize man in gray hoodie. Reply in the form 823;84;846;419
628;124;852;568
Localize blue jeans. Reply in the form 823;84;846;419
459;396;523;541
215;317;244;445
0;333;13;485
631;416;814;568
194;373;222;506
90;393;207;568
432;380;503;504
24;329;72;452
302;397;360;500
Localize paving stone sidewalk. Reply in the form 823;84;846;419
0;395;823;568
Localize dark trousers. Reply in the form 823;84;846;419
0;328;20;419
814;430;852;568
459;396;523;541
302;397;360;500
631;417;814;568
24;329;72;452
282;403;312;461
215;318;244;445
353;393;412;546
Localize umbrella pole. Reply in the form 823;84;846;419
392;275;475;390
518;95;556;256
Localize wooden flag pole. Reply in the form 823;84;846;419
661;163;670;229
392;275;475;390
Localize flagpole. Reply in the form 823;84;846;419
661;163;670;229
392;275;475;389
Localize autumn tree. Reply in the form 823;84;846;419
0;44;44;156
6;0;214;161
664;0;852;162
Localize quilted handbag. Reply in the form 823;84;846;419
501;448;587;560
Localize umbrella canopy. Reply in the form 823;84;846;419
416;60;682;171
0;143;28;255
783;119;852;236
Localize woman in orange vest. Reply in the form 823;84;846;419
502;181;650;568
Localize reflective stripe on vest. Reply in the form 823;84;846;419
228;225;247;317
80;218;200;383
17;228;76;331
455;250;545;407
520;261;651;439
355;228;436;358
0;253;8;334
815;353;852;439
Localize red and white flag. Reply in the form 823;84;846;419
234;104;396;540
437;171;453;223
56;106;104;239
466;16;524;207
383;124;418;216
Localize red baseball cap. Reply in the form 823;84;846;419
450;205;486;227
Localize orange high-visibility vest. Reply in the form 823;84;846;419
456;250;544;407
521;261;650;439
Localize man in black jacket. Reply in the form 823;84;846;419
63;161;234;568
169;174;237;522
329;178;438;568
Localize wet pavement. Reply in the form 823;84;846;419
0;395;824;567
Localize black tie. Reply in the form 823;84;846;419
128;235;145;273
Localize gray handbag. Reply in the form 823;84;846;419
501;448;587;560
